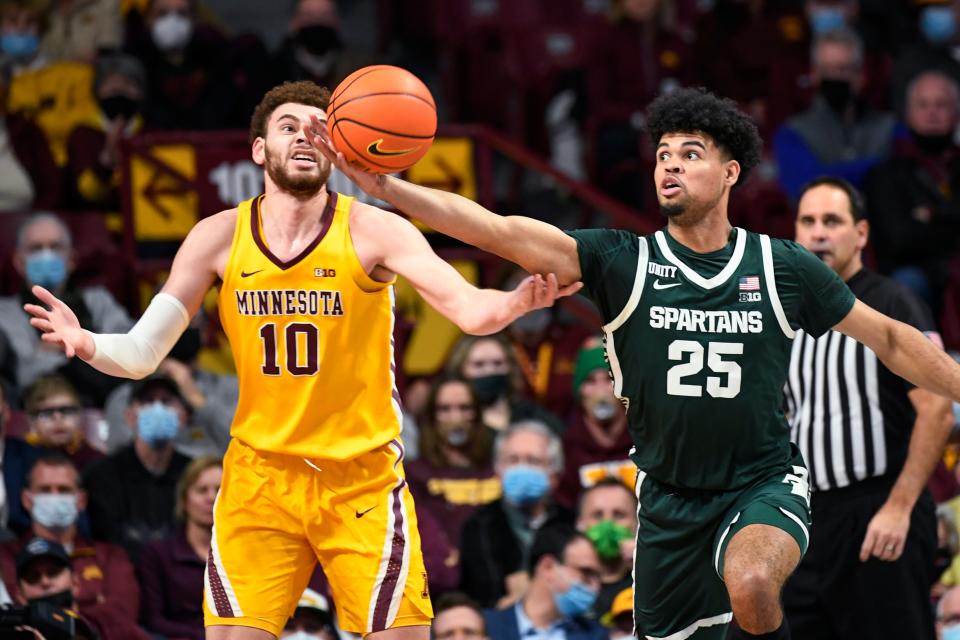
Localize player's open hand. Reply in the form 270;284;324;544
508;273;583;319
859;499;910;562
23;285;95;360
304;114;387;198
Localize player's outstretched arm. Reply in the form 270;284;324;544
365;205;582;334
835;299;960;402
306;117;582;285
24;213;228;378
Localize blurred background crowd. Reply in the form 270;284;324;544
0;0;958;638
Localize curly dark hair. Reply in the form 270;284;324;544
645;87;762;187
248;81;331;143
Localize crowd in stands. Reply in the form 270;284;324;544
0;0;957;638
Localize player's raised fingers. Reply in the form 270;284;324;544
31;285;59;308
23;303;49;319
29;318;53;332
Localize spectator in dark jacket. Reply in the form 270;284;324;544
139;456;220;640
864;70;960;316
0;453;141;634
459;420;573;608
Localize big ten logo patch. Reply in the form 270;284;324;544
739;292;761;303
578;460;637;492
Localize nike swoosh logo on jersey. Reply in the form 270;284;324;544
366;138;420;157
355;506;376;518
653;279;681;290
240;269;263;278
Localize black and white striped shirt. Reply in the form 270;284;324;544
784;269;938;492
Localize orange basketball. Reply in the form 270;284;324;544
326;65;437;174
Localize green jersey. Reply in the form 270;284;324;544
568;227;855;490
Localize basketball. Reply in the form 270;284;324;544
326;65;437;174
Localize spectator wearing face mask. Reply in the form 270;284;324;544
447;335;564;435
123;0;246;130
83;373;192;560
280;587;340;640
600;587;634;640
459;420;573;609
940;585;960;640
893;0;960;117
405;374;499;547
14;536;149;640
574;479;637;620
0;454;142;639
482;523;606;640
774;27;899;201
0;0;48;74
0;213;133;403
101;306;237;457
4;375;103;535
65;52;146;214
555;341;634;510
272;0;376;89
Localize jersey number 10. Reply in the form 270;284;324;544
259;323;319;376
666;339;743;398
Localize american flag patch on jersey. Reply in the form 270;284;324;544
739;276;760;291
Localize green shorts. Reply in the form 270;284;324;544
633;446;810;640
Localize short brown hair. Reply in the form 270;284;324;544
174;456;222;521
248;81;331;144
24;375;80;414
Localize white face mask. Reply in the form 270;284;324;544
151;13;192;51
284;632;322;640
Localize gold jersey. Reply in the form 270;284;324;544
218;193;402;459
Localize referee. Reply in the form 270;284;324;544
783;176;956;639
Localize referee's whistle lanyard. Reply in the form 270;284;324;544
514;341;554;401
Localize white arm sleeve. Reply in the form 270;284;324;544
83;292;191;379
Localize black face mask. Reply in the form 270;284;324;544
28;587;73;610
911;130;954;155
100;95;141;121
470;374;510;406
297;24;341;56
818;79;853;113
168;327;202;363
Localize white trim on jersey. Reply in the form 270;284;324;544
632;470;646;639
713;512;740;578
646;613;734;640
605;237;649;332
778;507;809;549
759;234;795;339
602;237;649;401
654;227;746;290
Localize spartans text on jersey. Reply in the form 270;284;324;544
649;306;763;334
235;289;345;316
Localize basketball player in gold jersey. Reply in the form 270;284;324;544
23;81;581;640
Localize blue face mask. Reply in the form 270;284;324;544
137;401;180;447
25;249;67;290
944;623;960;640
31;493;79;530
553;580;597;619
809;7;846;35
0;32;38;59
502;464;550;506
921;6;956;45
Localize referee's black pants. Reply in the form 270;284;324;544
782;478;937;640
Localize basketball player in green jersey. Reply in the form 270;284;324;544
308;88;960;640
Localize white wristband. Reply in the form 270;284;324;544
84;292;191;379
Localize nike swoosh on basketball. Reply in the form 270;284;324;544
355;506;376;518
653;279;681;290
366;138;420;157
240;269;263;278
